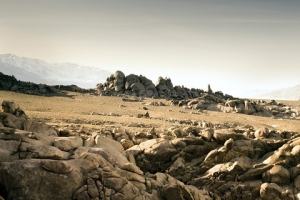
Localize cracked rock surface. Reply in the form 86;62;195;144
0;100;300;200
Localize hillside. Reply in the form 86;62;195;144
255;84;300;100
0;54;112;88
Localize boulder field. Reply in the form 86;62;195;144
1;71;299;119
97;71;300;119
1;100;300;200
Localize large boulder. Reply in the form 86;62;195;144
139;75;156;91
262;165;290;185
125;74;140;90
113;71;126;91
1;101;16;114
255;127;270;139
260;183;293;200
94;135;124;153
156;77;171;97
0;112;26;130
24;120;57;136
35;146;70;160
165;78;174;90
131;82;146;96
174;86;189;98
0;159;92;200
244;100;257;115
54;137;83;151
207;84;213;93
1;100;28;118
213;129;247;144
0;140;20;162
139;75;156;97
127;138;180;173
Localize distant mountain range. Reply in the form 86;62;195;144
0;54;112;88
254;85;300;100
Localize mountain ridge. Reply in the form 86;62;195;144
255;84;300;100
0;54;112;88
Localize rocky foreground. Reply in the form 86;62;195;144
1;99;300;200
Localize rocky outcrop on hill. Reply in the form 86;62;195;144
1;100;300;199
0;72;94;96
97;71;300;119
2;70;299;119
2;70;298;119
96;70;213;99
172;98;300;119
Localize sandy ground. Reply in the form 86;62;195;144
1;90;300;133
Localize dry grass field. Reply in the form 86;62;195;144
1;90;300;133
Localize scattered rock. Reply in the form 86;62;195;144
0;98;300;200
144;111;150;118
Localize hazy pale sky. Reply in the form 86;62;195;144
1;0;300;97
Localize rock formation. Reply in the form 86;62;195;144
96;71;205;99
1;100;300;199
96;71;300;119
207;84;213;94
2;70;297;119
0;100;213;200
171;94;299;119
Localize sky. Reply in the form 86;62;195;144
1;0;300;97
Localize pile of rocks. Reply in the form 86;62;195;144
172;97;300;119
96;71;211;99
97;71;299;119
1;100;300;199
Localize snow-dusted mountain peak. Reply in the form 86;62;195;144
0;54;112;88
